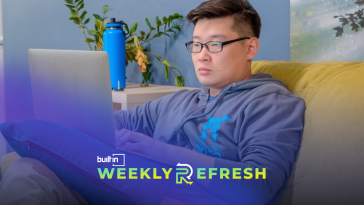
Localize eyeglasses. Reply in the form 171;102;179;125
185;37;251;53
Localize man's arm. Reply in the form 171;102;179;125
206;93;305;204
113;94;170;136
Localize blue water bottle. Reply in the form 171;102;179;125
103;18;128;90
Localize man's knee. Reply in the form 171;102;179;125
5;157;64;187
7;157;48;175
0;157;90;205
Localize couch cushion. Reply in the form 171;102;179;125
0;119;174;205
252;61;364;205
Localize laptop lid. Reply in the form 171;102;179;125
28;49;115;147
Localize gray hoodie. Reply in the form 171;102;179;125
114;73;305;204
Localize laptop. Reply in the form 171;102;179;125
28;49;173;165
28;49;115;147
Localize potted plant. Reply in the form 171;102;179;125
64;0;185;86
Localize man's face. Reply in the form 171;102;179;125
192;16;255;96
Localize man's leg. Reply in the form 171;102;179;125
0;157;91;205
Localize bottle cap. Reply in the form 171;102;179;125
106;18;122;28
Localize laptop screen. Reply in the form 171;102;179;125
28;49;115;148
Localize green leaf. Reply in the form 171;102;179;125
123;24;129;35
76;0;83;7
145;18;152;28
78;3;84;11
175;76;185;87
129;22;138;34
71;10;78;18
163;16;168;24
153;32;163;38
84;18;90;24
126;52;134;63
155;16;162;26
87;30;97;35
129;51;136;61
93;14;103;21
75;0;80;3
65;0;73;4
69;17;78;21
126;38;134;44
80;11;87;20
163;33;170;37
146;72;151;81
180;77;185;87
164;65;169;81
174;13;182;18
95;19;102;29
175;76;180;87
102;5;109;14
140;31;145;36
73;19;80;24
142;73;149;84
175;25;181;31
99;29;104;36
134;35;139;48
351;22;360;32
145;55;150;64
145;33;151;40
131;46;138;52
65;4;74;10
162;60;171;66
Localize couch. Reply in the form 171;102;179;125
252;61;364;205
2;61;364;204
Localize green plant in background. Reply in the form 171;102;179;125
64;0;185;86
333;0;364;37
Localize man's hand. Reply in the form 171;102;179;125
115;129;166;158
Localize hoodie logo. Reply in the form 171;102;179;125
200;116;231;143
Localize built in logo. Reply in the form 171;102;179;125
97;154;125;166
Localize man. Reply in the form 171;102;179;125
114;0;305;204
0;0;305;204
